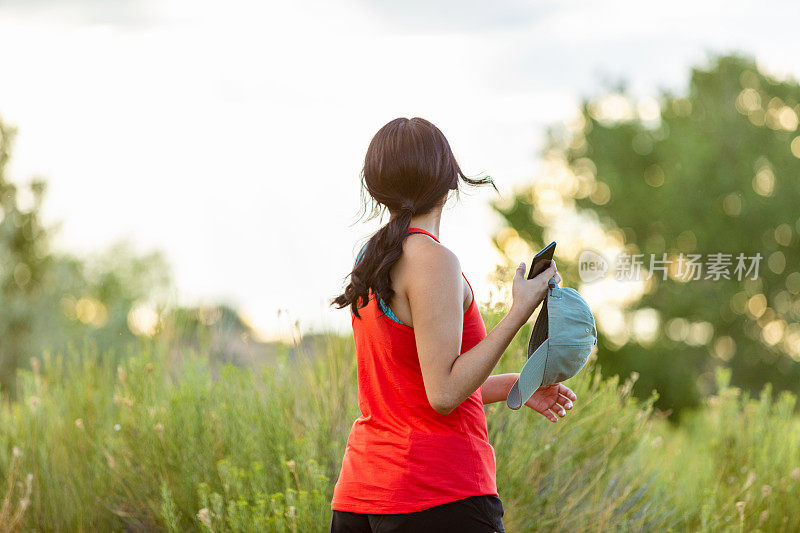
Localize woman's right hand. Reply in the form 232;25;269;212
509;259;560;324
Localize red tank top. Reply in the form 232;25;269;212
330;227;498;514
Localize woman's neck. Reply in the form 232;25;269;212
409;208;443;240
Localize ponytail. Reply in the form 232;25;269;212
332;202;415;319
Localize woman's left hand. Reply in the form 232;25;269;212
524;383;577;423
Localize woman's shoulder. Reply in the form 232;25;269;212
401;233;461;279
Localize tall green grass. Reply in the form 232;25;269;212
1;323;799;531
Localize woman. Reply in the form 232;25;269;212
329;117;577;533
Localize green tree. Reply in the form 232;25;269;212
0;116;53;396
493;54;800;415
0;114;173;397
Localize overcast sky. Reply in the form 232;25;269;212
1;0;798;340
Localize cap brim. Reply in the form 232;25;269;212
506;340;549;410
506;380;523;410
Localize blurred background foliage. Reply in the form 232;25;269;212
492;54;800;416
0;116;288;401
0;115;177;398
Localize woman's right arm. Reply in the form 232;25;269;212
408;245;558;415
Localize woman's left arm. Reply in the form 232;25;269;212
481;374;578;423
480;373;519;404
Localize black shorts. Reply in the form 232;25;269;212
329;494;505;533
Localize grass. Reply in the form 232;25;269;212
1;315;799;532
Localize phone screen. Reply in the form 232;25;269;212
527;241;556;279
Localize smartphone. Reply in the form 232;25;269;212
527;241;556;279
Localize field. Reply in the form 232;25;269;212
3;314;799;532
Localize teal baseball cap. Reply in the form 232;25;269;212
507;280;598;410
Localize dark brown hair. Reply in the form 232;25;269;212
331;117;497;319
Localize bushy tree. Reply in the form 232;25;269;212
493;55;800;415
0;116;54;395
0;114;173;397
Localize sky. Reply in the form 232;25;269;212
1;0;798;341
